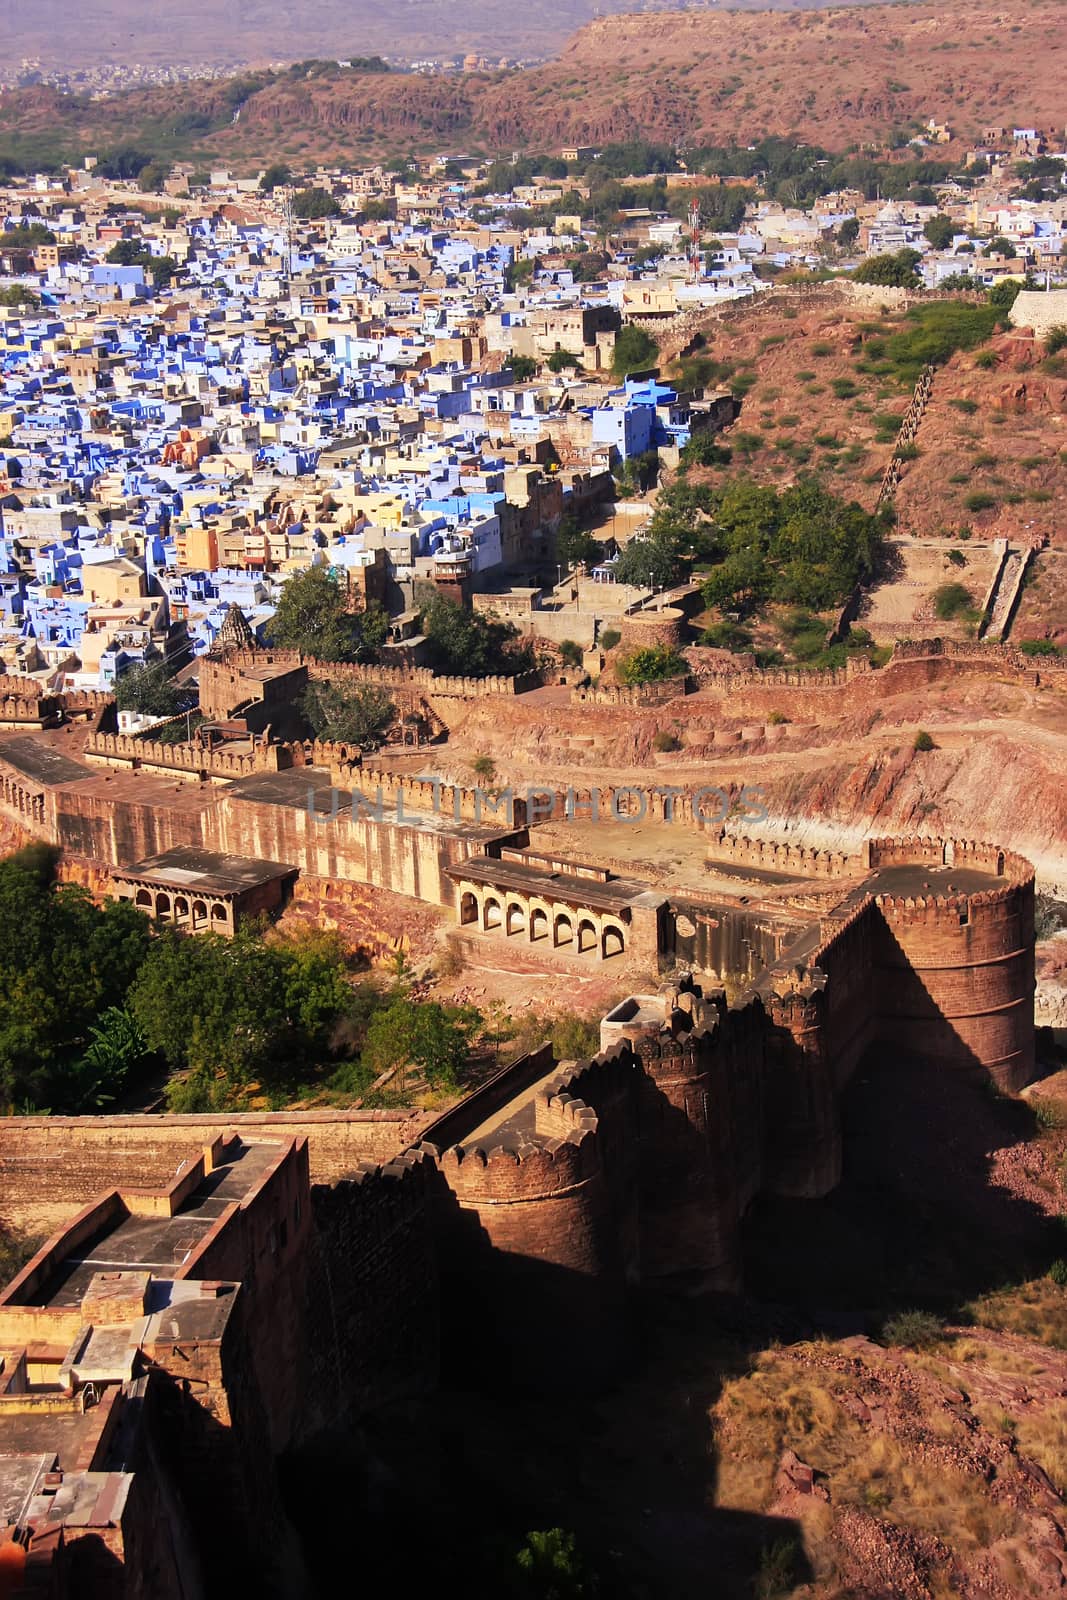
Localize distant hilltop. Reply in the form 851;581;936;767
1;0;893;73
0;0;1060;165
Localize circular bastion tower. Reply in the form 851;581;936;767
869;841;1036;1093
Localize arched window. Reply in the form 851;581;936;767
553;913;573;948
577;919;598;954
603;924;626;959
460;891;478;926
506;902;526;937
483;897;503;931
135;888;152;908
530;908;549;942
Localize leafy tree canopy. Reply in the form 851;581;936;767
302;681;395;749
362;997;480;1089
853;249;922;287
612;324;659;379
616;645;687;685
421;594;532;678
266;567;383;662
114;659;190;718
0;846;152;1110
292;186;343;219
700;477;887;616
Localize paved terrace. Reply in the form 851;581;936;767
27;1140;280;1309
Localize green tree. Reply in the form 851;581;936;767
556;517;604;570
0;285;40;309
0;222;56;247
362;997;481;1089
988;278;1022;312
837;217;860;250
547;349;581;372
292;186;343;219
421;594;531;677
853;248;922;287
67;1008;148;1111
0;846;152;1109
137;162;168;193
612;533;680;589
113;660;187;718
514;1529;597;1598
301;681;395;749
260;162;291;192
266;566;366;660
129;926;349;1108
612;323;659;379
923;214;956;249
616;645;687;685
508;354;538;381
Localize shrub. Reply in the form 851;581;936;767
974;348;998;369
964;490;997;512
1045;326;1067;357
830;377;858;398
1020;639;1061;658
913;730;936;752
933;581;974;619
599;627;621;651
1048;1260;1067;1287
701;620;753;652
616;645;687;686
882;1308;942;1347
949;398;979;414
652;729;681;752
810;341;834;357
896;442;920;460
558;639;583;667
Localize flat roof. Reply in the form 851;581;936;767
449;853;665;914
0;733;97;788
863;864;1007;897
227;768;513;841
112;845;296;896
28;1140;283;1309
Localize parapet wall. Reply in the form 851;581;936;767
571;675;691;707
217;648;541;699
83;729;284;779
0;1110;428;1236
307;751;526;828
706;829;864;879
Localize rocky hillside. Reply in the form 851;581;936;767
3;0;891;72
668;285;1067;547
1;0;1063;164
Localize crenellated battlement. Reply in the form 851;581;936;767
215;647;541;699
437;1127;602;1200
706;830;863;878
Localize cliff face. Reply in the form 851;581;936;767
745;735;1067;897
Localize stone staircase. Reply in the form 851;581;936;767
981;544;1034;642
877;364;935;508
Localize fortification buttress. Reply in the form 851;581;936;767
764;978;841;1199
869;849;1036;1093
634;1027;742;1291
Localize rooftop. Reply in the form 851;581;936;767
24;1139;280;1309
111;845;297;896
